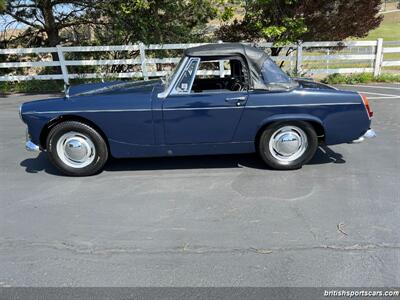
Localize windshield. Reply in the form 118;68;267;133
261;58;292;84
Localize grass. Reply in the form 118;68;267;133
335;9;400;71
299;9;400;73
322;73;400;84
360;9;400;41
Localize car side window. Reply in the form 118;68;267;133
191;58;249;94
172;58;200;94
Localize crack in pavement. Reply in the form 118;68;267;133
0;239;399;257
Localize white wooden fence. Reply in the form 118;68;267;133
1;39;399;84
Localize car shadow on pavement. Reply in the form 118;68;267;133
105;145;346;172
105;153;265;172
20;146;345;175
20;152;61;175
308;145;346;165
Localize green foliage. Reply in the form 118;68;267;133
217;0;308;46
0;0;5;11
217;0;301;43
215;0;237;22
0;80;65;94
219;6;235;22
0;0;226;47
248;0;307;44
0;78;120;94
322;73;400;84
216;0;383;49
95;0;219;45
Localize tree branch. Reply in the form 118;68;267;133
4;10;41;28
57;19;107;29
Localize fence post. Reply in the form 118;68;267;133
326;49;330;71
289;50;294;72
56;45;69;86
219;60;225;78
217;40;224;77
139;42;148;80
373;38;383;77
295;40;303;76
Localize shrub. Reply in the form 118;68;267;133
0;80;64;94
0;77;124;94
322;73;400;84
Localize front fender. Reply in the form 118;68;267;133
22;113;54;146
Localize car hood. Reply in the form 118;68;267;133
68;79;163;97
20;79;163;118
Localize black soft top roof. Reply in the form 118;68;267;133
185;43;267;61
184;43;293;90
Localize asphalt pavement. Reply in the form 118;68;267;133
0;83;399;287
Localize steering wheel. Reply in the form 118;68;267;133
229;78;243;91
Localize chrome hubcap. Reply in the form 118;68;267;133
268;126;308;163
56;132;95;168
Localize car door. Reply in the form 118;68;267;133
162;57;248;144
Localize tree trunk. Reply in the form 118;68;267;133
39;0;60;62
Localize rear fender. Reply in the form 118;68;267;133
258;113;324;130
256;113;325;142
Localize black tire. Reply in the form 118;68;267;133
46;121;108;176
258;121;318;170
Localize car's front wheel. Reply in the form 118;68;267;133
258;121;318;170
46;121;108;176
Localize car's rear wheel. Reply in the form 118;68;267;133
46;121;108;176
258;121;318;170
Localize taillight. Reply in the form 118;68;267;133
360;93;373;118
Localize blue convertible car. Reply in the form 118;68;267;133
20;43;375;176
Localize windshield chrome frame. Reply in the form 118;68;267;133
169;57;200;96
158;56;189;99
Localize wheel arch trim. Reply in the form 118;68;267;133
39;115;110;151
255;114;325;146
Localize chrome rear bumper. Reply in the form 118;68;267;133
351;129;376;144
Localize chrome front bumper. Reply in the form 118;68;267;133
351;129;376;143
25;129;40;151
26;140;40;151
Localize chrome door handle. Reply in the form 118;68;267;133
225;96;246;101
225;96;247;106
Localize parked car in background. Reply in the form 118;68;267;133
20;43;375;176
